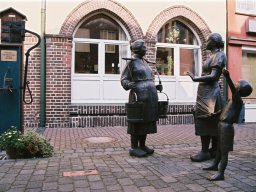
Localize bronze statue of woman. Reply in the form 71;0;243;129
121;39;162;157
187;33;227;162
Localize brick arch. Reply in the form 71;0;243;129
146;5;212;60
59;0;143;41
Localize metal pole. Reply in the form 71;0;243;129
39;0;46;127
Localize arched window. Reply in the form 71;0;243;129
73;14;129;75
156;20;201;76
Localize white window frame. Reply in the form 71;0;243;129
72;38;130;77
100;30;117;53
155;43;201;78
241;46;256;103
236;0;256;16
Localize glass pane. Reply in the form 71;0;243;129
242;51;256;103
157;20;198;45
105;44;129;74
75;14;127;41
156;47;174;76
180;48;198;76
74;43;98;74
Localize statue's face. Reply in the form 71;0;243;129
140;45;147;56
134;45;147;56
206;37;214;50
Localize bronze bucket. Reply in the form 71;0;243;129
125;101;145;123
158;91;169;118
125;92;145;123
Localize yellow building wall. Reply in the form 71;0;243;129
0;0;226;38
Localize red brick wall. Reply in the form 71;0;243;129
23;35;41;128
45;35;72;128
23;35;72;128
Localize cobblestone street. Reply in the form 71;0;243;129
0;123;255;192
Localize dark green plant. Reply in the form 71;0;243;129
0;127;54;159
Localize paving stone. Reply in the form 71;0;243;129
0;183;12;191
161;176;177;183
106;184;122;191
58;184;74;192
207;186;227;192
117;178;133;185
12;180;28;186
122;185;140;192
74;180;89;188
102;177;118;185
20;170;33;175
26;181;43;189
89;181;105;190
186;184;205;191
42;182;58;190
6;187;26;192
140;186;158;192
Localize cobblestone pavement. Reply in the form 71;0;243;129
0;123;255;192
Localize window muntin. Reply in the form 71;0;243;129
242;49;256;103
101;30;116;53
156;20;200;76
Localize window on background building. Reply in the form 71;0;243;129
241;48;256;104
236;0;256;16
73;14;128;75
156;20;200;76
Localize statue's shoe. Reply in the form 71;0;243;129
129;148;147;157
190;151;211;162
208;172;224;181
140;146;154;155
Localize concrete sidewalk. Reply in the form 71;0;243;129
0;123;255;192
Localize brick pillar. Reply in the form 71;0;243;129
45;35;72;128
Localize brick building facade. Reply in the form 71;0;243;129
5;0;227;128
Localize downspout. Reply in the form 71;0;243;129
39;0;46;127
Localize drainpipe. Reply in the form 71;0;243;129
39;0;46;127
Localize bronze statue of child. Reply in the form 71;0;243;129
203;69;253;181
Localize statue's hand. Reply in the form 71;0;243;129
222;68;229;77
128;82;136;89
186;71;195;80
